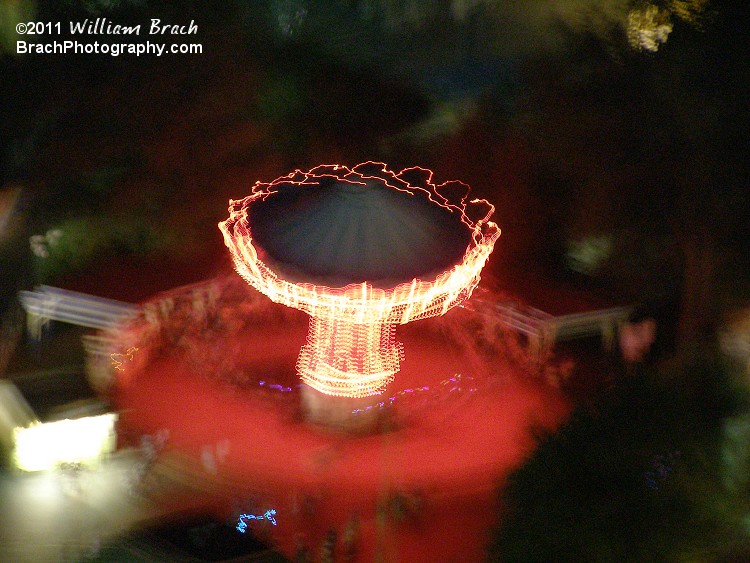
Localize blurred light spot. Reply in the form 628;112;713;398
566;235;612;274
13;413;117;472
627;4;673;52
111;346;138;371
669;0;710;26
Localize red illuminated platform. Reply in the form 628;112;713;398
110;280;570;562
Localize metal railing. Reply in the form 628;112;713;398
462;297;631;357
18;285;139;339
548;306;632;349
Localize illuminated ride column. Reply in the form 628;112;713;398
219;162;500;433
298;314;402;398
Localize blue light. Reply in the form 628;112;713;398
236;509;277;532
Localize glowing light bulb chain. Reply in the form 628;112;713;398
296;316;404;396
219;162;500;398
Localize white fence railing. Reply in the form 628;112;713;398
18;285;139;339
463;297;632;358
548;306;632;350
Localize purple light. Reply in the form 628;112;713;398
351;373;477;414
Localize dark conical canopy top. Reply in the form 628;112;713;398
249;177;473;287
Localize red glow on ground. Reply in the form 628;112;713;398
219;163;500;397
114;318;570;562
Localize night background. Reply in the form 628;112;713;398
0;0;749;561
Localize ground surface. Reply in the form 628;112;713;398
112;303;571;562
0;450;287;562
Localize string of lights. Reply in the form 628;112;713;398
219;163;499;398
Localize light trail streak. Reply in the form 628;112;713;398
220;163;499;398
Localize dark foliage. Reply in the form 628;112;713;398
490;355;750;562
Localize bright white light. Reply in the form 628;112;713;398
13;413;118;472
